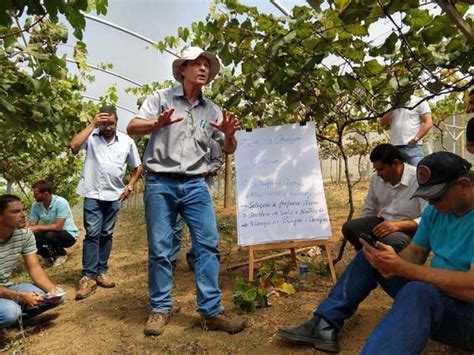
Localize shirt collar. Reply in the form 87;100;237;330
399;163;412;187
43;195;57;211
173;85;207;105
92;128;119;142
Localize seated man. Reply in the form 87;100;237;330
0;194;65;330
278;151;473;353
343;143;426;252
29;180;79;267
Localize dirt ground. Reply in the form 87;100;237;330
0;183;465;354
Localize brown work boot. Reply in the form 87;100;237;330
144;312;171;336
201;312;246;334
75;276;97;300
96;274;116;288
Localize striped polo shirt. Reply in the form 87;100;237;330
0;228;37;286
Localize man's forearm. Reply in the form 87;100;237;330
393;219;418;233
127;166;143;187
379;111;393;126
29;224;62;232
0;286;24;302
127;118;155;136
70;123;95;154
29;265;55;293
396;261;474;302
414;114;432;140
222;135;237;154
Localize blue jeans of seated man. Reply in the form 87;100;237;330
82;198;120;278
170;213;195;271
362;281;474;354
0;283;65;329
315;252;474;353
144;173;223;317
396;144;424;166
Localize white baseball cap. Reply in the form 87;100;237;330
172;46;221;84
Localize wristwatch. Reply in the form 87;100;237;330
413;136;420;142
126;185;133;192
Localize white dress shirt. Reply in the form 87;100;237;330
362;163;427;223
76;129;141;201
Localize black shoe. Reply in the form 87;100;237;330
278;315;340;353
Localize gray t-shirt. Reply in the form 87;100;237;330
136;86;224;175
0;228;37;286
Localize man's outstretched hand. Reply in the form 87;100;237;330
210;110;241;137
153;108;184;131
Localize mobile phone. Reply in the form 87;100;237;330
44;292;66;301
359;233;377;247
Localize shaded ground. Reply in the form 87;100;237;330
1;183;464;354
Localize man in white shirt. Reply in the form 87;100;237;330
380;96;432;166
343;144;426;252
70;105;142;300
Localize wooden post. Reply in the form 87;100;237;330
290;248;297;267
224;154;233;209
248;245;255;281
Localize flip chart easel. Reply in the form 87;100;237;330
234;122;337;284
248;240;337;283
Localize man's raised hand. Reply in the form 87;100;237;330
91;113;111;128
152;108;184;131
210;110;241;137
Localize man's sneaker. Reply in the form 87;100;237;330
144;312;171;336
96;274;116;288
52;255;68;267
75;276;97;300
201;313;246;334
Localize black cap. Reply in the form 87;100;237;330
412;151;472;200
467;118;474;142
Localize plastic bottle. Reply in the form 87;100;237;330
299;253;309;280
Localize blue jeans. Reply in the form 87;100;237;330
144;173;223;317
169;213;195;270
82;198;120;278
315;252;474;353
396;145;424;166
363;282;474;354
0;284;64;329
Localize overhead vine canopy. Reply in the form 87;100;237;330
156;0;472;130
0;0;108;202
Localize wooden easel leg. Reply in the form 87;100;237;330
290;248;297;267
249;247;255;281
323;243;337;284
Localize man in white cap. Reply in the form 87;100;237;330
127;47;245;336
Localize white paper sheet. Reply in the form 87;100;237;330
235;122;332;246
